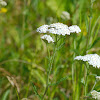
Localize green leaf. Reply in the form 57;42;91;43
85;15;89;32
56;42;65;51
48;76;68;86
46;0;65;17
32;82;42;100
91;16;100;36
2;89;10;100
88;37;100;50
81;77;85;86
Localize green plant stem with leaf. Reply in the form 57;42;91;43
42;35;58;99
84;63;89;99
72;34;77;100
32;35;67;100
91;80;97;92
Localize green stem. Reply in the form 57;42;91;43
42;35;58;99
72;34;76;100
91;80;97;92
85;68;88;96
16;89;20;100
85;17;91;53
84;63;89;99
78;61;83;99
25;75;31;98
21;0;26;50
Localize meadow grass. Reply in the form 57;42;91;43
0;0;100;100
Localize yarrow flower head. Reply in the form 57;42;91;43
91;90;100;100
69;25;81;33
0;0;7;6
37;25;48;33
37;23;81;36
48;23;70;36
96;76;100;81
74;54;100;68
41;35;54;43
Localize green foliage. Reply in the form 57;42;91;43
0;0;100;100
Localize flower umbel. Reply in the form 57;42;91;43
37;25;49;33
91;90;100;100
74;54;100;68
48;23;70;36
69;25;81;33
41;35;54;43
37;23;81;36
0;0;7;6
96;76;100;81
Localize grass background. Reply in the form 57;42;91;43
0;0;100;100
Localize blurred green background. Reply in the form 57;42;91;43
0;0;100;100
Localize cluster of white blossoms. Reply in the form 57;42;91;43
37;23;81;36
74;54;100;68
41;35;54;43
96;76;100;81
37;23;81;43
37;25;49;33
0;0;7;6
69;25;81;33
47;23;70;36
91;90;100;100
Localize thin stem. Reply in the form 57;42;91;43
85;16;91;53
91;80;97;92
72;34;76;100
72;38;76;80
85;67;88;96
21;0;26;50
25;75;32;98
84;63;89;100
42;35;58;99
16;89;20;100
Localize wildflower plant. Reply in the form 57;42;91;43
74;54;100;99
74;54;100;68
0;0;100;100
36;22;81;99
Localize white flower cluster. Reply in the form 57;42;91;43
37;23;81;36
96;76;100;81
69;25;81;33
0;0;7;6
41;35;54;43
48;23;70;36
37;25;48;33
74;54;100;68
91;90;100;100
